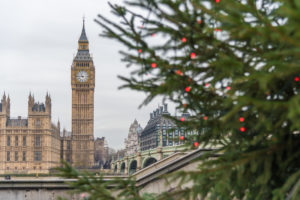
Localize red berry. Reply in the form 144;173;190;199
295;77;299;82
240;117;244;122
240;127;245;132
226;86;231;90
138;49;142;53
216;0;220;3
185;86;191;92
203;116;208;120
183;103;187;108
151;63;157;68
190;52;196;59
194;142;199;147
205;83;210;87
176;70;183;76
180;117;185;122
152;33;156;37
181;37;187;43
180;136;184;140
197;20;202;24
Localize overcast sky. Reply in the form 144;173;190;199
0;0;176;150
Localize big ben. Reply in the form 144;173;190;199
71;20;95;168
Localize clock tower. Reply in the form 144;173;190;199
71;20;95;168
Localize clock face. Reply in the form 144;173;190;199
76;71;89;82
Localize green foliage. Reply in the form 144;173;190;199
61;0;300;199
58;161;156;200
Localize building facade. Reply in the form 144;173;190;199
70;20;95;168
94;137;108;168
124;119;143;156
140;104;192;151
0;21;99;174
0;93;61;174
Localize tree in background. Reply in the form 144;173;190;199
60;0;300;199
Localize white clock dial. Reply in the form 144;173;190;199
76;71;89;82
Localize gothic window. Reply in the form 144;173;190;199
34;151;42;161
15;136;18;146
23;136;26;146
67;141;71;150
7;151;10;161
23;152;26;161
34;135;41;147
35;119;40;127
15;152;18;161
7;136;10;146
66;153;71;162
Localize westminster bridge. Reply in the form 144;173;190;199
0;148;210;200
111;145;191;175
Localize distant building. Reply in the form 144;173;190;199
140;104;192;151
112;149;126;161
0;93;61;174
60;129;72;163
94;137;108;168
125;119;143;156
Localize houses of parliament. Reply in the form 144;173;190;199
0;21;96;174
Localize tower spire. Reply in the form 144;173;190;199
79;17;88;42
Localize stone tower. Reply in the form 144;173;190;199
71;20;95;168
0;93;10;128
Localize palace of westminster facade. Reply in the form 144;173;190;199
0;21;96;174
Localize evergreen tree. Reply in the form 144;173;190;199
60;0;300;199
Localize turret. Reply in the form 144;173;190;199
0;93;10;127
0;92;10;118
63;128;66;137
6;95;10;116
45;93;51;115
28;93;34;113
57;120;60;132
2;92;6;102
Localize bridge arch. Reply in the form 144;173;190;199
129;160;137;175
120;162;126;174
143;157;157;168
114;164;118;173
